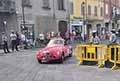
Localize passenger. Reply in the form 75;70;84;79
71;30;76;43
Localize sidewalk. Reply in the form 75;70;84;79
0;49;4;55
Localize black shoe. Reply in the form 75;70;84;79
4;52;7;54
16;50;19;51
8;51;11;53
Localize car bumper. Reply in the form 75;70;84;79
37;56;61;63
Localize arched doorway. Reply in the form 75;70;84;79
58;21;67;39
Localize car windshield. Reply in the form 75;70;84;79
47;39;64;46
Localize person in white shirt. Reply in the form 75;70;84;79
90;32;100;44
110;30;117;43
21;34;26;42
10;31;18;51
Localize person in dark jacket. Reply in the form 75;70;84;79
1;32;10;53
16;32;20;49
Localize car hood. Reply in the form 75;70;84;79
38;45;62;53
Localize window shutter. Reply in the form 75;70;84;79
22;0;32;8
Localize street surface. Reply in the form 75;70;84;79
0;49;120;81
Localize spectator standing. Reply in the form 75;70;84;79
1;32;10;53
10;31;18;51
16;32;21;49
21;33;28;49
65;31;70;44
39;33;45;46
45;32;51;44
90;31;100;44
109;30;117;44
101;29;105;40
21;33;26;43
71;30;76;43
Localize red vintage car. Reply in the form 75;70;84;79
36;38;72;63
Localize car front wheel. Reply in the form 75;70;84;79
38;60;42;64
58;54;64;63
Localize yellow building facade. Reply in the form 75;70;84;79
70;0;104;39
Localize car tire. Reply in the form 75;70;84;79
69;49;73;57
38;60;42;64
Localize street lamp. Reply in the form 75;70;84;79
112;7;118;30
22;5;25;27
21;0;29;39
115;8;117;30
21;0;27;32
53;0;55;19
16;11;20;32
81;2;85;42
67;0;72;44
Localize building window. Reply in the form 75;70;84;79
100;7;103;16
42;0;50;9
81;5;85;16
94;6;97;16
70;2;73;14
58;0;65;10
88;5;91;15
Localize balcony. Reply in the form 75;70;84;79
0;0;16;14
86;15;104;21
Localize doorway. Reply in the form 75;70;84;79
58;21;67;39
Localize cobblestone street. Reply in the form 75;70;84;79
0;49;120;81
